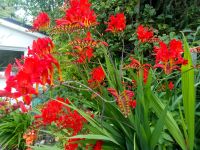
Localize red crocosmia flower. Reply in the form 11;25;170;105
5;63;12;79
65;0;98;27
32;12;50;31
142;64;151;84
136;25;154;42
23;95;32;105
124;57;151;84
106;13;126;33
108;88;135;117
4;69;37;103
0;64;13;97
70;32;108;49
85;47;94;61
67;32;107;64
0;90;12;97
129;100;137;109
35;98;87;150
28;37;54;57
3;37;62;105
36;97;87;136
28;37;62;83
14;70;36;93
53;0;98;33
154;39;187;74
93;140;103;150
124;57;141;70
168;81;174;90
65;138;81;150
39;98;68;125
66;46;94;64
76;47;94;63
88;66;105;88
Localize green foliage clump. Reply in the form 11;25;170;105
0;111;32;150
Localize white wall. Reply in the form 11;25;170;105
0;26;38;49
0;19;45;90
0;72;6;90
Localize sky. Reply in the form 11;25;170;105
15;8;33;24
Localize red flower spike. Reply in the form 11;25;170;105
107;88;135;117
106;13;126;33
67;46;94;64
68;32;107;64
69;32;108;49
32;12;50;31
123;57;141;69
142;64;151;84
154;39;187;74
124;57;151;84
136;25;154;42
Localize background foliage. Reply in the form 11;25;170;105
0;0;200;149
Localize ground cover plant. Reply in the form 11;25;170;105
0;0;200;150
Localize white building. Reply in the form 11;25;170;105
0;18;45;90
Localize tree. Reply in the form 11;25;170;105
0;0;20;18
19;0;64;23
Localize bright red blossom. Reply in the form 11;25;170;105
54;0;98;33
106;13;126;33
88;66;105;87
65;138;79;150
37;97;87;135
93;140;103;150
129;100;137;109
33;12;50;31
154;39;187;74
76;47;94;63
67;32;108;64
168;81;174;90
2;37;62;105
35;97;87;150
124;57;151;84
136;25;154;42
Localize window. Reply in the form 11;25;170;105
0;50;24;71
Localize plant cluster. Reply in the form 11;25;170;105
0;0;199;150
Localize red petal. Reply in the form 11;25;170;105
4;64;12;79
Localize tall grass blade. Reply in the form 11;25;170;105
150;104;168;149
146;89;187;150
181;34;195;149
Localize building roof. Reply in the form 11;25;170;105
0;18;45;38
3;18;32;29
